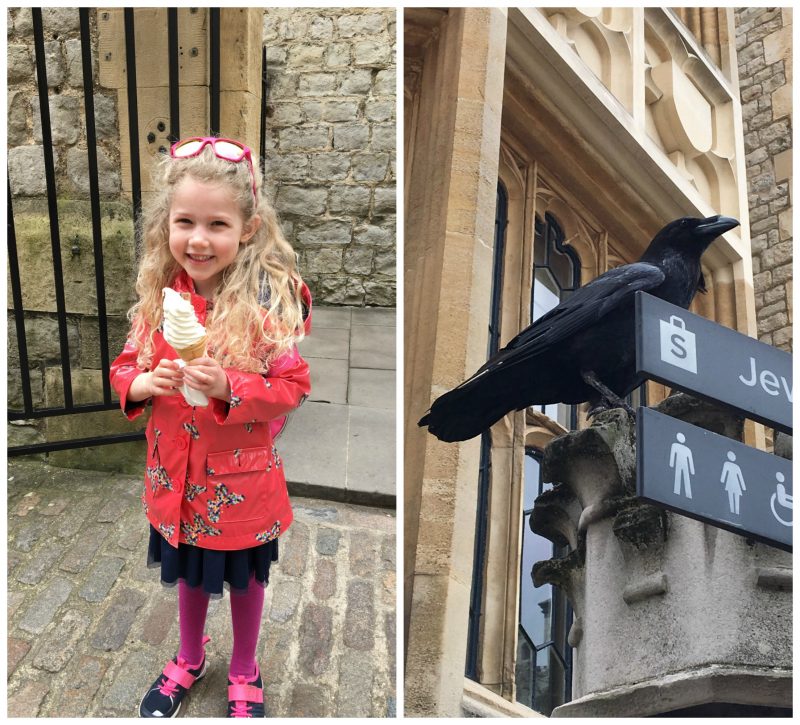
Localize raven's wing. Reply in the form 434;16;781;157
472;262;666;376
419;263;665;441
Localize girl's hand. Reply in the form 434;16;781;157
127;359;183;401
183;356;231;402
149;358;184;397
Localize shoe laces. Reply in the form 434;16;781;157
158;657;192;697
158;676;180;698
231;701;253;718
230;675;253;718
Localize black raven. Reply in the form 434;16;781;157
419;215;739;442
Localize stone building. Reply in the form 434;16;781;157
7;7;396;465
404;7;791;717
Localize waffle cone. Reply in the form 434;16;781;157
176;336;207;362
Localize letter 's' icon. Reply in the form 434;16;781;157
660;315;697;374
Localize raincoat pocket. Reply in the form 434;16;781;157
205;446;273;524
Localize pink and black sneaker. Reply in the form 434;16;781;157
227;665;265;718
139;636;210;718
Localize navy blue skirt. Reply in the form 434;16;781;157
147;525;278;598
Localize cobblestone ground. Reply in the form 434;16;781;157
7;460;397;717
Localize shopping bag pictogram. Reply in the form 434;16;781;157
659;315;697;374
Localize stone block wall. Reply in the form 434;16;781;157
735;8;792;351
262;8;396;306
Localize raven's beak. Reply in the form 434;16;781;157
696;215;739;238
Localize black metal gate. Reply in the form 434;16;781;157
8;8;270;456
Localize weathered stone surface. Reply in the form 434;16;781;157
351;153;389;182
8;44;33;83
269;579;303;622
296;220;352;246
100;648;160;714
138;591;175;646
289;682;330;717
298;72;338;96
18;577;74;635
333;123;369;151
298;603;333;674
8;145;55;196
373;187;395;214
344;579;375;650
338;13;386;38
326;42;351;68
16;539;65;585
306;247;343;274
260;8;395;307
66;146;120;196
342;246;372;275
8;90;29;146
89;587;146;651
336;648;374;716
353;40;391;67
60;524;110;572
79;556;125;602
8;677;50;717
290;44;325;68
32;608;91;672
32;93;81;145
8;637;32;676
316;526;341;555
328;185;371;214
42;7;80;32
280;520;309;576
93;93;118;141
313;558;337;600
275;185;326;215
57;655;110;717
310;152;351;180
43;40;66;87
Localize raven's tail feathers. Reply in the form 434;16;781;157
418;375;513;442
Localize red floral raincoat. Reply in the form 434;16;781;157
110;271;311;551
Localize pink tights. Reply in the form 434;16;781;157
177;575;265;680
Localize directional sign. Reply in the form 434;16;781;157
635;292;792;434
637;406;792;552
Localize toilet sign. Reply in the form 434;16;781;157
637;407;792;552
635;292;792;434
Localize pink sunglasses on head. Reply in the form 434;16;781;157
169;136;258;202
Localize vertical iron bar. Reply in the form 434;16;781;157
123;8;143;256
259;44;268;181
7;181;34;415
167;8;180;141
80;8;112;405
209;7;220;135
32;7;73;409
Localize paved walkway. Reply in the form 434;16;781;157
8;461;396;717
283;306;396;506
7;305;397;718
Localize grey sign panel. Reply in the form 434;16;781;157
635;292;792;433
637;406;792;552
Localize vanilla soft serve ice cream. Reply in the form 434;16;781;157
162;287;209;406
162;287;206;352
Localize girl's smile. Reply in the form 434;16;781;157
168;178;259;297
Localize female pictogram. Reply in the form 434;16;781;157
720;451;746;515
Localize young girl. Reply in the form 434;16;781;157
110;137;311;718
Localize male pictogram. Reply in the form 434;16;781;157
669;432;694;499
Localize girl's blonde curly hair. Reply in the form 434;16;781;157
128;144;306;373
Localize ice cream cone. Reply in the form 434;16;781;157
176;336;207;362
